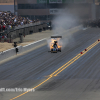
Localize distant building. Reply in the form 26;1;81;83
0;0;13;3
16;0;100;21
0;5;14;13
0;0;14;13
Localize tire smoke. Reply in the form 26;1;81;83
47;10;79;50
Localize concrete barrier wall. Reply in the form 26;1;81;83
0;48;15;61
0;25;82;62
9;23;47;39
0;23;47;42
0;39;46;61
22;39;46;53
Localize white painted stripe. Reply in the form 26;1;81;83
23;38;46;47
0;38;46;54
3;48;15;53
3;46;22;53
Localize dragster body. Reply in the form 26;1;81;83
49;36;62;53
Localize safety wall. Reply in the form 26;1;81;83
0;39;46;61
0;22;47;43
0;25;82;62
7;23;47;40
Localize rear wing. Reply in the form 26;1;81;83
51;36;62;38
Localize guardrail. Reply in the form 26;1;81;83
0;22;47;43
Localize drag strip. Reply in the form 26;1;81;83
0;28;100;100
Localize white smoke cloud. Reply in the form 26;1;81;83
47;10;79;50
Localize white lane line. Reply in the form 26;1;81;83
23;38;46;47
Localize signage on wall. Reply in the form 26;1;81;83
49;9;63;14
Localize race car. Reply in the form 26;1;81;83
49;36;62;53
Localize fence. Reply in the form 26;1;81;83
0;21;47;43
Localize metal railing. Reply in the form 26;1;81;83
0;21;41;35
0;21;47;43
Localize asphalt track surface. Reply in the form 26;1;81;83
0;28;100;100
